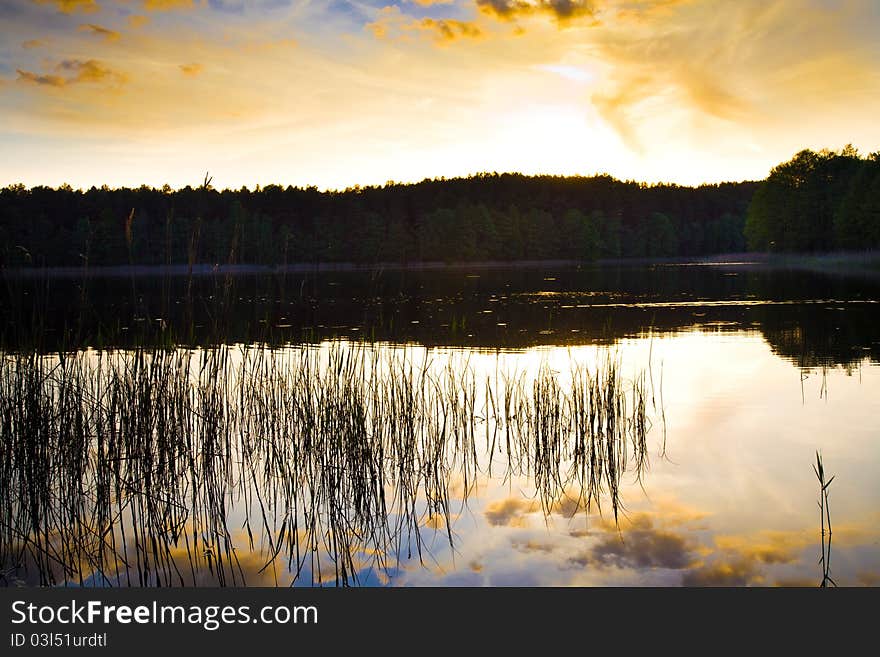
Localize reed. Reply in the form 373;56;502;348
0;341;655;587
813;451;836;587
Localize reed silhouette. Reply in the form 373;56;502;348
813;451;836;587
0;342;653;587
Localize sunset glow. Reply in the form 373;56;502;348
2;0;879;190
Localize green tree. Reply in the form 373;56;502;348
834;157;880;249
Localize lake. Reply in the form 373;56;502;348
1;261;878;586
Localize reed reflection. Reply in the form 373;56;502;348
0;342;654;587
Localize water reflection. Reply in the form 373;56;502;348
2;336;878;587
2;264;879;587
0;343;653;587
4;264;880;366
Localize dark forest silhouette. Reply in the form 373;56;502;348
1;147;878;268
746;146;880;252
1;175;754;268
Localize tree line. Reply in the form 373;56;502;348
0;174;755;268
5;145;878;269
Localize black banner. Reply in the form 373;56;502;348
0;587;872;653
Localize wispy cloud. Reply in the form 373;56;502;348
582;1;880;153
16;69;67;87
16;58;128;87
78;23;121;42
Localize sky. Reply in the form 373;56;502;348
1;0;879;191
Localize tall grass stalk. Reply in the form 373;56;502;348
813;451;836;587
0;342;654;587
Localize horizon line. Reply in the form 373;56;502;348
2;170;765;195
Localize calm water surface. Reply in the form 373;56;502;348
2;262;879;586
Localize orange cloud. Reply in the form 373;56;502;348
682;517;880;587
22;39;48;49
714;531;808;565
570;513;698;570
409;18;483;44
33;0;99;13
179;63;204;76
58;59;127;84
587;10;753;150
142;0;196;9
683;528;811;586
477;0;688;25
16;70;67;87
682;557;764;586
368;7;483;46
476;0;598;25
78;23;121;42
584;1;880;156
16;59;128;88
484;497;540;526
